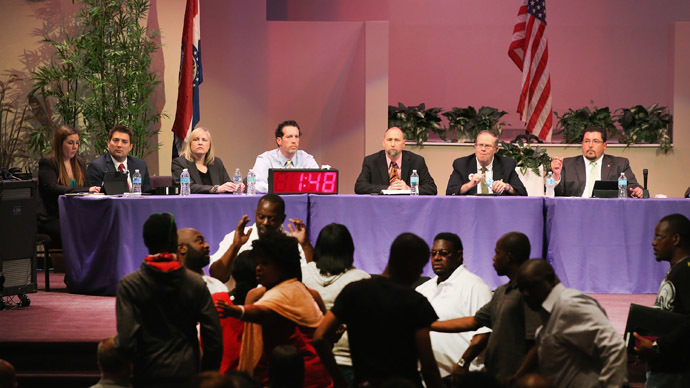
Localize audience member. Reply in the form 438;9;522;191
314;233;443;388
416;233;492;378
0;359;17;388
225;371;262;388
510;373;552;388
209;194;311;288
172;127;244;194
633;317;690;388
90;336;132;388
178;227;227;294
87;124;152;192
192;372;234;388
115;212;222;387
448;371;501;388
268;345;305;388
301;223;370;385
642;213;690;387
251;120;318;193
354;126;437;195
446;130;527;195
550;126;642;197
215;234;332;388
431;232;540;381
38;125;100;244
515;259;627;388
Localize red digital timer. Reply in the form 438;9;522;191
268;169;339;194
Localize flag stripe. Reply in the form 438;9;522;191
508;0;553;142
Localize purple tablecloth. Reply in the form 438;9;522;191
59;194;308;295
544;197;690;293
308;195;545;289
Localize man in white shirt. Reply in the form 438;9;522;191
550;126;643;198
252;120;319;193
416;232;493;378
208;194;311;288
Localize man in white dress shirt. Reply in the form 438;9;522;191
416;232;493;379
252;120;319;193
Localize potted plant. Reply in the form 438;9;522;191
388;102;442;146
498;139;552;196
554;102;617;143
0;74;32;172
437;106;508;143
615;104;672;153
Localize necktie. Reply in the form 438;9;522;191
389;161;399;184
118;163;131;192
480;166;489;194
585;161;598;197
285;159;293;168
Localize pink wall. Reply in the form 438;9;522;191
267;0;690;128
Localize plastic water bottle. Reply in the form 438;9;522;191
233;168;242;195
545;171;556;197
618;172;627;199
410;170;419;195
180;168;191;196
246;169;256;195
132;169;142;194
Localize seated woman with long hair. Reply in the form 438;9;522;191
215;233;333;388
38;125;100;244
301;223;370;386
172;127;244;194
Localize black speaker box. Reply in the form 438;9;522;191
0;179;38;297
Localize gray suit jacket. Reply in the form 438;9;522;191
171;156;231;194
555;154;641;197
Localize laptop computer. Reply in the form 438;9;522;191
102;171;129;195
592;180;619;198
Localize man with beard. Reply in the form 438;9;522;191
354;126;437;195
178;228;227;294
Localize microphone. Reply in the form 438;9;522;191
643;169;650;199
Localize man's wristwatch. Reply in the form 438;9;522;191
211;185;219;193
456;357;466;368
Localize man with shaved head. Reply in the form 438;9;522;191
178;227;228;294
516;259;627;388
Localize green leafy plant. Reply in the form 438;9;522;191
31;0;161;158
554;102;617;143
438;106;508;143
0;74;32;170
615;104;672;153
498;139;552;176
388;103;442;146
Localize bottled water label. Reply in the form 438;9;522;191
618;179;627;186
247;175;256;183
546;178;555;185
486;178;494;186
133;177;141;184
410;176;419;184
181;176;190;184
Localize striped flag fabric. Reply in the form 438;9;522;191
171;0;203;155
508;0;553;141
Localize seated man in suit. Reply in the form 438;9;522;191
252;120;319;194
87;125;152;192
551;126;642;198
354;126;437;195
446;131;527;196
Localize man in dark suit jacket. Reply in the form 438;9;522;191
354;127;437;195
87;125;152;193
551;126;642;198
446;131;527;196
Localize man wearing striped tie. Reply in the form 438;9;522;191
355;126;437;195
550;126;643;198
252;120;319;194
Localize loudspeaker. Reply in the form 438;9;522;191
0;179;38;297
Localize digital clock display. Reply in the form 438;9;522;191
269;169;339;194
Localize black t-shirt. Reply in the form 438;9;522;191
331;276;438;387
199;169;213;186
656;257;690;314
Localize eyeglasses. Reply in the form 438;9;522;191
430;249;453;257
475;143;496;150
582;139;603;145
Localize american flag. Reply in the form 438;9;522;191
508;0;553;141
171;0;203;156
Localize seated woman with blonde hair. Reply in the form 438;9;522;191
172;127;244;194
38;125;100;244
